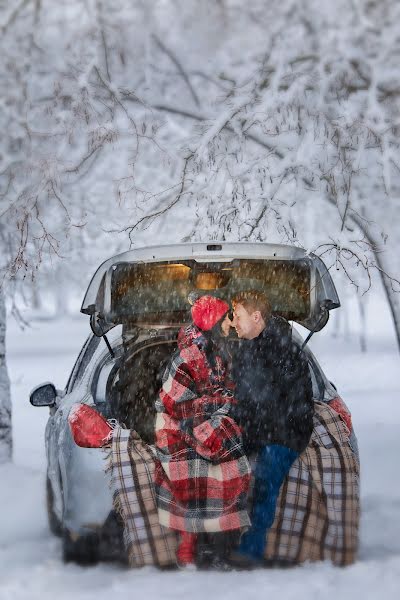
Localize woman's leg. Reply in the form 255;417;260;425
176;532;198;566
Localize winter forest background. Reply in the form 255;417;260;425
1;1;400;598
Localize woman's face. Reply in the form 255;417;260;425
220;312;233;337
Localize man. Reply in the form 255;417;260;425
230;290;314;565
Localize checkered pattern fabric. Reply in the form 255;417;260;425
108;426;178;567
265;401;360;566
155;326;251;533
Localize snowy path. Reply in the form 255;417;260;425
1;308;400;600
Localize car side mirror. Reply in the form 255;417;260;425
30;382;57;407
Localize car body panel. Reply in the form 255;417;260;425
44;331;121;535
47;396;114;534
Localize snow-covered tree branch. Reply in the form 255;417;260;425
1;0;400;460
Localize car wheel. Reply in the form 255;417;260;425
62;529;100;565
46;476;62;537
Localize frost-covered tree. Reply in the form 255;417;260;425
0;0;152;459
0;289;10;462
1;0;400;460
117;0;400;348
26;0;396;347
0;0;117;460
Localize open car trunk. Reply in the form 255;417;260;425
81;243;340;336
105;327;324;446
109;335;178;444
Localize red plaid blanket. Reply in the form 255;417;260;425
155;326;251;533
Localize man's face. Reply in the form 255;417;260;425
232;303;259;339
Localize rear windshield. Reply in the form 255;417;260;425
107;259;311;325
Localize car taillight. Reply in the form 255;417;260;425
328;396;352;433
68;404;112;448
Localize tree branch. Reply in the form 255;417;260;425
122;153;194;243
120;92;283;157
1;0;31;34
152;34;201;109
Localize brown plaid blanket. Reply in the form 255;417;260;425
107;426;177;567
107;402;359;568
264;401;360;566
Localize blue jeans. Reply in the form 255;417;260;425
239;445;299;560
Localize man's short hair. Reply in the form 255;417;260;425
232;290;271;321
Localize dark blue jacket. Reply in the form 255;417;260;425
231;316;314;454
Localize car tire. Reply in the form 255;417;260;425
46;476;62;537
62;529;100;565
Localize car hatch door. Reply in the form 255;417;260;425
80;243;340;333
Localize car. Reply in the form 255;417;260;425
30;242;358;565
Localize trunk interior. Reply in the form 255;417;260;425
105;327;322;446
109;335;179;444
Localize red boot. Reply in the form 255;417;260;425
177;532;198;568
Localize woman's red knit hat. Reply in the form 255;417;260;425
191;295;229;331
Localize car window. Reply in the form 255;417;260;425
308;361;322;400
303;351;325;401
291;329;325;401
66;335;101;392
93;359;117;404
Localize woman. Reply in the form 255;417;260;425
154;295;250;567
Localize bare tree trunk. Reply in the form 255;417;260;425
31;279;42;312
0;286;12;463
377;257;400;353
348;212;400;354
54;280;70;317
323;198;400;354
357;294;367;353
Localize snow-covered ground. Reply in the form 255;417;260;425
1;289;400;600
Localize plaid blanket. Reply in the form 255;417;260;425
264;401;360;566
107;426;177;567
155;327;251;533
